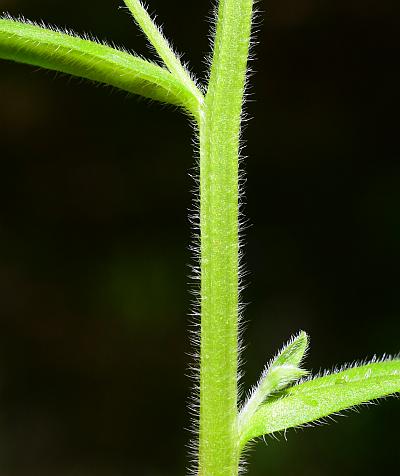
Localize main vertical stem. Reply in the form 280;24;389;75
198;1;253;475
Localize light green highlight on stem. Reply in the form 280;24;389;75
0;18;200;116
198;1;254;475
239;358;400;449
122;0;203;106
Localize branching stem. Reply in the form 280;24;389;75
2;4;398;476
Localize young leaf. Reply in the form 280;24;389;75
239;357;400;449
123;0;203;105
0;17;201;117
238;332;309;434
273;331;309;368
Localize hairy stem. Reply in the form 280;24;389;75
198;1;254;475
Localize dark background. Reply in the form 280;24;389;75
0;1;399;475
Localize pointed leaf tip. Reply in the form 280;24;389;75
274;330;309;368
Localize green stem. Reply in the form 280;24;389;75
198;1;253;475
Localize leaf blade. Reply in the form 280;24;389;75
240;358;400;448
238;332;309;434
0;17;201;116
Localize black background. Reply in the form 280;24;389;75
0;1;399;475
